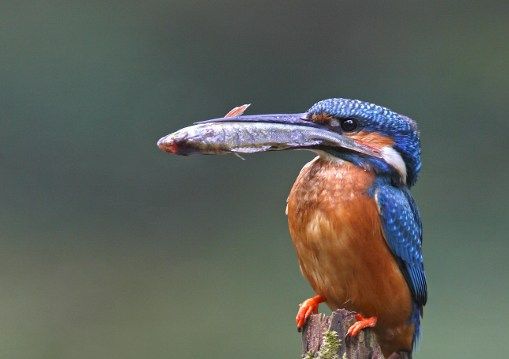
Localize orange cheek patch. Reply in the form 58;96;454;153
310;113;334;124
349;131;393;150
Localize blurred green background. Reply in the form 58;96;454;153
1;1;508;358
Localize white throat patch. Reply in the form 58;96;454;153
381;146;407;183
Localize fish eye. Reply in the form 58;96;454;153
340;118;358;132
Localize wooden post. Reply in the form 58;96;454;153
301;309;407;359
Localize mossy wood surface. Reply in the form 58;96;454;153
301;309;407;359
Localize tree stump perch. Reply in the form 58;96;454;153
301;309;406;359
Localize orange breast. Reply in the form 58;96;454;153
287;156;414;354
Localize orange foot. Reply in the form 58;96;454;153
347;313;378;337
295;295;325;331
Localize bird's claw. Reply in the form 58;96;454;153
347;314;377;337
295;295;325;331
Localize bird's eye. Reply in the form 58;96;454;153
340;118;358;132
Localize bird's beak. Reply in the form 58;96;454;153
157;113;380;158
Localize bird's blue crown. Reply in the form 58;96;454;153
308;98;421;187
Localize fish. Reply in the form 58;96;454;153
157;104;380;158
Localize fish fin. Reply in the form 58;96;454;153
224;104;251;118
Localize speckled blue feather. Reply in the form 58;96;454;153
373;183;427;344
307;98;421;186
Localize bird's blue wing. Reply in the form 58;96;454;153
374;185;427;307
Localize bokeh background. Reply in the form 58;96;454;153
1;1;508;358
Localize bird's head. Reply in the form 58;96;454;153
158;98;421;187
306;98;421;186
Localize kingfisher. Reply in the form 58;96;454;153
158;98;427;358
